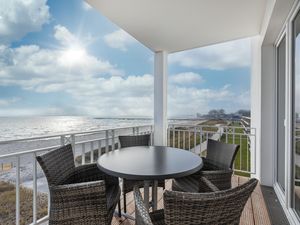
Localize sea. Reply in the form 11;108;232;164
0;116;153;142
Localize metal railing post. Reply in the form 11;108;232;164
60;135;65;146
90;141;94;163
105;130;109;153
188;129;191;151
193;127;197;151
33;153;37;224
167;127;170;146
177;130;180;148
150;125;153;145
172;125;175;147
16;156;20;225
200;127;203;153
111;130;115;151
233;127;235;144
183;131;186;149
225;127;228;143
71;134;75;155
98;140;102;158
82;143;85;165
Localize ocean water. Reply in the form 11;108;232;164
0;116;152;142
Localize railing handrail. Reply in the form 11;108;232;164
169;124;256;133
0;124;152;145
0;145;61;159
241;116;251;120
167;123;256;175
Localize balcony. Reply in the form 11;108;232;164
0;122;279;225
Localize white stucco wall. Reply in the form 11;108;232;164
251;0;296;186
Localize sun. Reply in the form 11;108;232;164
59;46;86;66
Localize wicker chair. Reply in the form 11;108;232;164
172;139;239;193
36;144;120;225
119;134;165;213
134;177;258;225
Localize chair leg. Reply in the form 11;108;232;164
123;192;127;213
118;200;121;217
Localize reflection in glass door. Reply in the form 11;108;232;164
277;35;286;192
293;10;300;216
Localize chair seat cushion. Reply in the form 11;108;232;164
106;184;121;210
172;176;199;193
150;209;165;225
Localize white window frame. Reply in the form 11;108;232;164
273;1;300;224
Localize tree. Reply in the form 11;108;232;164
236;109;250;117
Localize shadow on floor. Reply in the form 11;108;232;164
261;185;289;225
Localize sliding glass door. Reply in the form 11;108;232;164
293;9;300;217
276;34;286;192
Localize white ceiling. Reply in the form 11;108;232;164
86;0;268;53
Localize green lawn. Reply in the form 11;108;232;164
220;122;251;177
169;121;251;177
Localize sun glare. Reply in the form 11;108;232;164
60;46;86;65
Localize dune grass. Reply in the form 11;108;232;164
0;181;48;225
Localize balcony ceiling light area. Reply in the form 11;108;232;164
86;0;267;53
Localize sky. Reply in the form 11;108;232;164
0;0;251;118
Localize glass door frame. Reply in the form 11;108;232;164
273;2;300;223
290;3;299;218
274;2;300;223
274;28;287;196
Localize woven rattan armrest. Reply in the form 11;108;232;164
71;163;119;186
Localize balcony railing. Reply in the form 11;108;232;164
0;124;152;225
0;123;256;225
167;123;256;175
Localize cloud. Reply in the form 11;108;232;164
170;72;203;85
169;38;251;70
0;97;19;106
0;26;153;117
0;24;124;90
168;84;243;117
82;1;92;11
0;37;243;117
0;0;50;44
0;107;70;117
104;29;137;51
0;24;248;117
0;42;123;89
54;25;81;47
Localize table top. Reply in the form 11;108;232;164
97;146;203;180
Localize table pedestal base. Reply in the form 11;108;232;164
114;211;135;220
116;180;159;220
144;180;158;212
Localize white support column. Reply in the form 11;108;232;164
260;43;276;186
154;51;168;146
250;36;262;181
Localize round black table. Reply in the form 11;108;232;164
97;146;203;212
